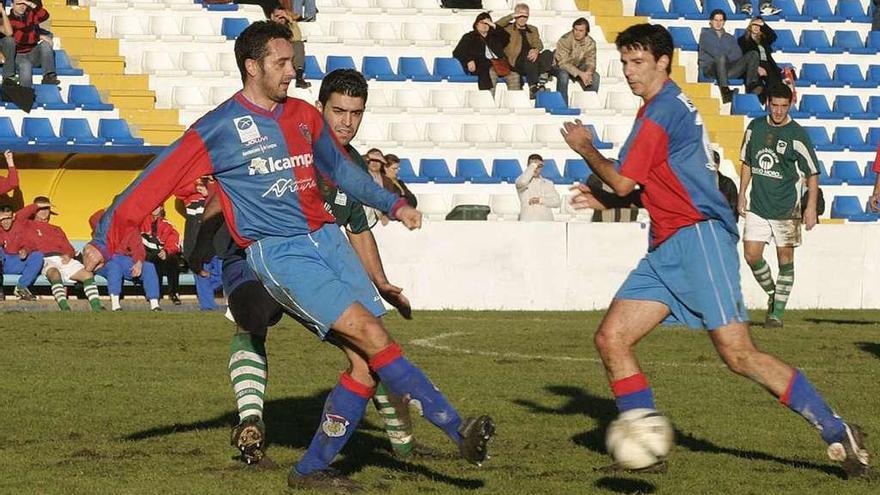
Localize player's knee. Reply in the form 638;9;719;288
743;251;761;267
594;327;623;354
360;319;392;350
718;346;755;376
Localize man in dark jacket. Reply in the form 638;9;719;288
453;12;520;93
737;17;780;104
698;9;760;103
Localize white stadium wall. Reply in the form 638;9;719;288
372;221;880;311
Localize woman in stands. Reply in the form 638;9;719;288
738;17;781;104
382;154;417;209
452;12;520;93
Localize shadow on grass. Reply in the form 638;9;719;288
515;385;844;478
123;392;484;490
594;476;656;494
857;342;880;360
804;318;880;326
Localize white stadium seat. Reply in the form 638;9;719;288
376;0;418;14
180;52;225;78
341;0;382;14
316;0;348;14
430;89;469;114
112;16;156;41
570;92;615;116
462;123;505;149
416;193;450;220
182;17;225;43
389;122;432;148
366;88;399;113
501;90;544;115
297;23;338;44
149;17;191;42
404;23;444;47
439;23;466;44
211;86;238;105
452;193;490;208
331;22;372;45
533;123;569;149
173;86;212;110
393;89;437;114
604;124;632;146
411;0;445;13
367;22;409;47
351;120;397;148
467;90;505;114
488;194;521;221
427;123;468;148
142;51;187;77
497;123;535;149
218;52;238;76
607;92;640;112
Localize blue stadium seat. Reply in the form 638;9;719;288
60;118;105;145
833;31;875;55
670;0;704;19
798;94;842;119
801;0;844;21
585;125;612;150
0;117;18;145
864;163;878;185
98;119;144;146
799;64;844;87
491;159;523;183
836;0;871;22
833;95;873;120
731;93;765;117
33;84;74;110
866;127;880;147
68;85;113;111
867;96;880;118
397;158;429;184
669;26;698;51
326;55;356;73
220;18;249;40
817;160;843;185
831;196;876;221
304;55;323;79
433;57;477;82
775;0;810;21
834;64;876;88
535;92;580;115
361;56;405;81
830;160;871;185
799;30;843;54
869;65;880;83
805;127;844;151
53;50;83;76
833;127;875;152
703;0;746;19
868;32;880;52
563;159;591;183
397;57;441;82
635;0;678;18
22;117;65;144
771;29;809;53
419;158;465;183
456;159;500;184
541;159;571;185
206;2;238;10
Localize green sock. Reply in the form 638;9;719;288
83;278;103;311
51;282;70;311
372;382;414;456
773;262;794;319
750;259;776;297
229;332;268;423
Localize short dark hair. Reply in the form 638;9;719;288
365;148;383;156
318;69;369;106
615;24;674;75
709;8;726;21
527;153;543;163
234;20;293;84
473;12;492;31
768;83;793;101
572;17;589;32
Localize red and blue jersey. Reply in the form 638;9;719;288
617;80;738;249
93;93;404;257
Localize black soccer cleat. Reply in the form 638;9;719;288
764;314;784;328
230;417;267;465
828;423;870;479
287;468;362;493
458;415;495;466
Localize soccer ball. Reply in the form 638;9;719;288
605;408;674;470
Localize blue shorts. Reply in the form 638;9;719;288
245;223;386;339
616;220;748;330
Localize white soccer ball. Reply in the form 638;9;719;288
605;408;674;470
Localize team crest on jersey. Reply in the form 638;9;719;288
299;123;312;145
775;140;788;154
321;414;350;437
233;116;261;143
249;157;270;175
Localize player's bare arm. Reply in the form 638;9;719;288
870;171;880;212
738;161;753;217
803;174;819;231
561;119;636;197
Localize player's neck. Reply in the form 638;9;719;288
768;116;791;127
641;78;668;102
240;86;279;112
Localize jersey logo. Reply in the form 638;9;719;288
248;157;269;175
248;154;314;175
262;177;317;198
321;413;350;438
775;140;788;155
299;123;313;145
233;116;261;143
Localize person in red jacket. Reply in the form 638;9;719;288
140;205;182;304
7;0;58;88
0;205;42;301
17;196;102;310
0;150;18;195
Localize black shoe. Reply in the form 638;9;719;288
740;2;752;14
41;72;60;85
151;307;162;312
720;87;738;104
287;468;362;493
828;423;870;479
528;85;538;100
231;417;267;465
458;415;495;466
170;293;181;305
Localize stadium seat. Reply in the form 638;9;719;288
864;162;878;185
607;91;640;112
60;118;105;145
438;23;466;44
367;22;407;46
221;18;250;40
833;31;875;55
869;65;880;84
498;123;534;148
53;50;83;76
393;88;433;112
218;52;238;76
98;119;144;145
181;52;224;78
535;91;580;115
563;159;591;183
797;94;842;119
33;84;75;110
731;93;765;117
703;0;746;20
362;56;405;81
388;122;431;147
426;122;467;148
304;55;324;79
635;0;677;18
835;0;871;22
800;30;843;54
211;86;236;105
342;0;382;14
804;127;844;151
830;160;871;185
22;117;65;144
491;158;523;183
604;124;632;146
396;158;428;184
866;97;880;118
670;0;704;19
205;2;239;11
833;127;875;152
831;195;876;221
488;194;521;221
150;16;188;41
774;0;810;21
771;29;809;53
420;158;465;183
801;0;844;21
467;90;503;113
869;32;880;52
816;160;843;185
456;159;501;184
502;90;544;115
403;23;444;47
833;95;872;120
433;57;477;82
431;89;467;113
867;128;880;147
173;86;211;109
416;193;450;220
331;22;371;44
462;123;505;148
540;159;571;184
799;64;844;87
668;26;698;51
111;16;155;41
835;64;876;88
398;57;441;82
183;17;225;42
0;117;19;145
326;55;356;73
143;51;187;76
584;124;612;149
533;123;570;149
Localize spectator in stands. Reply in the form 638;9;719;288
515;153;561;221
873;0;879;31
738;1;781;16
0;148;18;195
698;9;760;104
452;12;521;94
292;0;316;22
365;148;387;186
0;8;15;85
738;17;780;104
552;17;599;105
178;176;213;261
497;4;555;99
270;5;311;89
382;154;417;208
0;205;42;301
8;0;58;88
141;206;182;305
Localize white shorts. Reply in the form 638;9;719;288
42;255;86;284
743;211;802;247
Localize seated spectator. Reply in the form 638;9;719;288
9;0;59;88
382;154;417;208
140;206;182;305
364;148;386;186
738;17;780;104
0;9;14;84
270;5;310;89
515;154;561;221
552;17;599;105
497;4;555;99
698;9;760;103
90;209;161;311
453;12;521;94
0;205;42;300
738;1;782;16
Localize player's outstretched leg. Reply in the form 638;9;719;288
372;383;445;460
228;331;270;465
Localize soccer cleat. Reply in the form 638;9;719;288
764;315;783;328
230;417;267;465
827;423;870;479
287;468;362;493
170;293;182;306
14;286;36;301
151;307;163;312
458;415;495;466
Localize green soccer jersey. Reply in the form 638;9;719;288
740;116;820;220
318;144;376;234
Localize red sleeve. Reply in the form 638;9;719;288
873;143;880;174
32;8;49;23
619;118;669;184
160;221;181;255
15;203;39;221
0;167;18;195
94;129;213;258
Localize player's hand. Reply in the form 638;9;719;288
467;60;476;73
131;260;143;278
158;249;167;260
560;119;594;155
580;70;593;86
527;48;539;62
568;183;605;210
396;205;422;230
377;281;412;320
737;195;748;217
870;193;880;213
803;206;818;231
82;243;105;272
18;248;27;260
198;269;210;277
3;150;13;168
